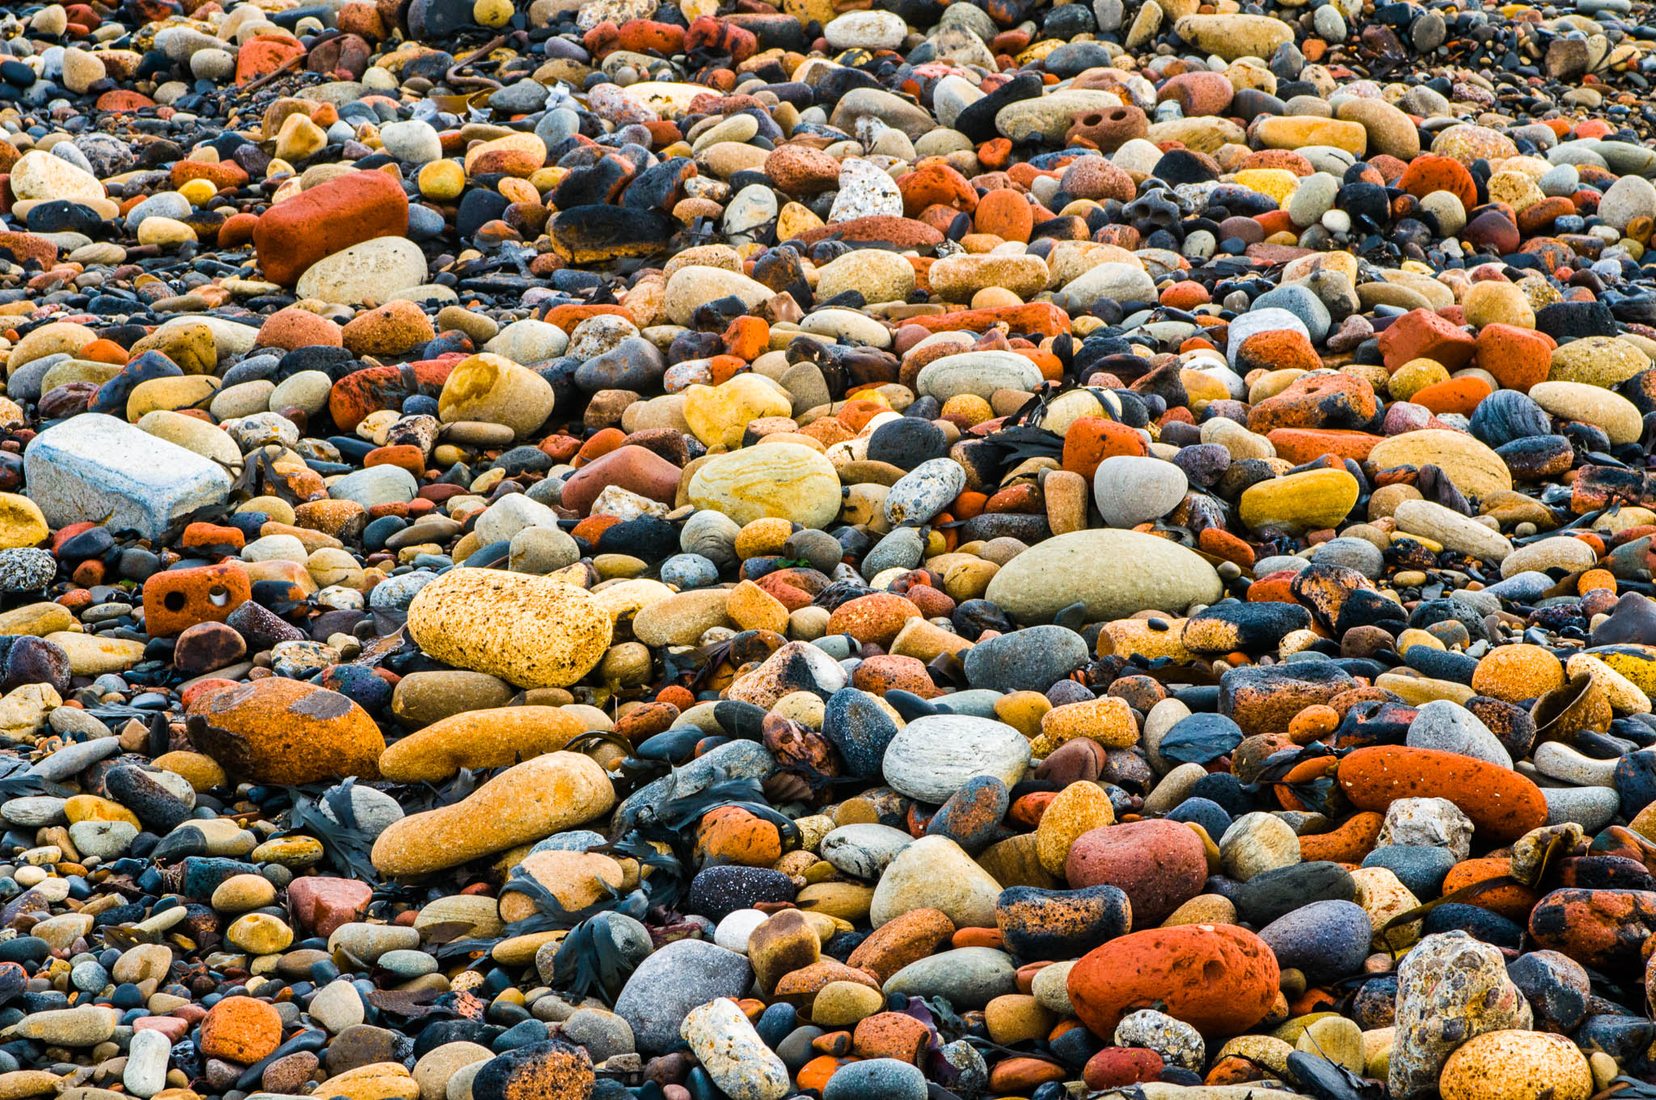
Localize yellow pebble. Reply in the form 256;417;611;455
419;160;466;202
473;0;513;26
176;179;216;205
64;795;141;829
972;287;1023;309
498;177;539;205
941;393;993;425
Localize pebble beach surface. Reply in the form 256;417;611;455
4;0;1656;1098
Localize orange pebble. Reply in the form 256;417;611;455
1578;568;1615;594
79;339;129;365
574;427;626;465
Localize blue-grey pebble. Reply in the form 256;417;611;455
823;1058;927;1100
1363;844;1456;898
1252;283;1331;342
1312;537;1384;578
660;553;720;589
962;625;1088;692
1259;899;1374;981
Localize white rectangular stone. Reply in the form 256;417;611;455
24;413;234;539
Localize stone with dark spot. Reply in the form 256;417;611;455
470;1040;595;1100
185;678;385;785
925;775;1010;854
995;885;1131;961
1505;949;1591;1033
1527;888;1656;971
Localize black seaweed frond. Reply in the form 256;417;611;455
285;778;381;885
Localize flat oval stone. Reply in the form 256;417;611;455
883;946;1018;1008
984;529;1223;624
962;625;1089;693
294;236;427;305
689;443;843;529
1257;898;1373;981
881;714;1030;804
915;351;1043;401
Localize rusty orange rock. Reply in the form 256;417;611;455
1337;745;1548;842
186;678;385;785
199;996;282;1063
252;169;408;286
1068;924;1280;1037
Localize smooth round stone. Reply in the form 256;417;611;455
824;9;908;48
123;1025;170;1097
962;625;1089;693
684;865;797;921
1065;819;1208;926
822;1058;927;1100
1405;700;1512;768
815;248;916;303
68;820;137;860
664;266;773;325
1257;899;1372;981
1529;381;1644;444
867;418;947;469
883;946;1018;1008
880;714;1030;804
688;443;843;529
294;236;427;305
612;939;753;1054
309;978;366;1033
869;834;1003;929
713;908;769;955
1312;537;1384;578
1219;812;1302;881
1092;456;1188;528
985;529;1223;624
